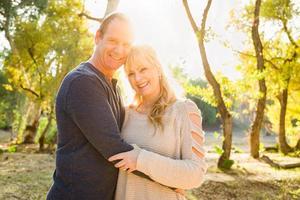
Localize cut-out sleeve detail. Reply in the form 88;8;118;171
136;99;207;190
182;100;206;160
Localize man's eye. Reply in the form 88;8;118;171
108;39;117;44
124;43;131;48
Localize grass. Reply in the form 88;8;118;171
0;129;299;200
0;151;299;200
0;152;54;200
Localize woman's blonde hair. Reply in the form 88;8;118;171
125;45;176;130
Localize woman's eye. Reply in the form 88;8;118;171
140;67;147;72
128;73;134;77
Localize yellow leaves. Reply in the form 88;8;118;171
2;84;13;91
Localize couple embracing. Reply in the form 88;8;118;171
47;13;207;200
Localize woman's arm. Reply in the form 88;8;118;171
109;100;207;190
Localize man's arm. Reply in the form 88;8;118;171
66;75;165;186
66;75;133;158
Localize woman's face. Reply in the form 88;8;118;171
126;59;161;101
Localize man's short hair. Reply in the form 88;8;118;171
97;13;129;36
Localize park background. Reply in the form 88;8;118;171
0;0;300;199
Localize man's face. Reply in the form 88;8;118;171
95;19;134;74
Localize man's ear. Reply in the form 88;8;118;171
95;30;103;44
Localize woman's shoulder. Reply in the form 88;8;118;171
170;98;199;113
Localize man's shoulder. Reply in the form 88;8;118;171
57;63;106;99
65;63;95;80
63;63;105;87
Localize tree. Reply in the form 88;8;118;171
259;0;300;154
0;0;47;58
232;0;300;155
182;0;233;168
1;0;121;148
0;0;48;143
1;0;93;146
249;0;267;158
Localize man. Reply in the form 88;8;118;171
47;13;139;200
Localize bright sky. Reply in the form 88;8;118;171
85;0;247;81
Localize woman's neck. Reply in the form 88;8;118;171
136;93;160;113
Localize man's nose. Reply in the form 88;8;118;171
114;44;125;55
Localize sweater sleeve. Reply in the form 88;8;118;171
66;75;133;159
136;100;207;189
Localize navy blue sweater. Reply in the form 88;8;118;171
47;62;133;200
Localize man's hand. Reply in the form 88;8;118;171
108;145;141;173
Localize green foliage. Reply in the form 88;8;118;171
170;65;220;127
35;116;48;143
232;146;244;153
7;145;17;153
0;70;18;129
260;0;296;21
230;0;300;140
213;131;220;139
290;188;300;199
213;145;224;155
1;0;93;137
187;94;218;127
0;0;48;36
219;159;234;170
45;120;57;144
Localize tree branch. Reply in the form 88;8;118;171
104;0;120;17
281;18;299;48
20;84;39;98
182;0;199;33
200;0;213;41
78;12;103;23
234;50;280;70
260;155;300;169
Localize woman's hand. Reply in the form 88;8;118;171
108;145;141;173
175;188;186;196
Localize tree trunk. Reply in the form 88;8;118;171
249;0;267;158
278;89;293;154
104;0;120;17
296;139;300;150
23;102;41;144
79;0;120;22
39;115;52;151
182;0;233;168
218;115;233;168
261;155;300;169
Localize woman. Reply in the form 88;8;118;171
109;45;207;200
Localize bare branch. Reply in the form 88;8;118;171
182;0;199;33
20;84;39;98
260;155;300;169
200;0;213;40
281;18;299;48
104;0;120;17
78;12;103;23
234;50;280;70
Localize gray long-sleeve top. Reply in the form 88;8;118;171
47;62;133;200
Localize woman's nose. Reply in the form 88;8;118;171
134;73;143;82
